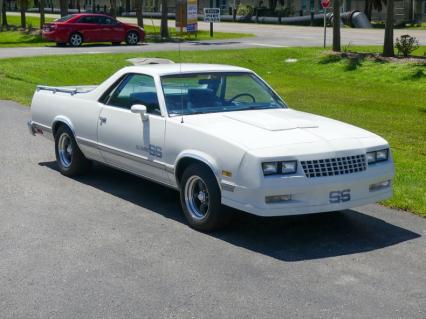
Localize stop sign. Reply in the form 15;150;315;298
321;0;330;8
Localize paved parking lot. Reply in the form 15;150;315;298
1;100;425;318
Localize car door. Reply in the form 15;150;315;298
97;73;168;183
99;16;124;42
75;15;100;42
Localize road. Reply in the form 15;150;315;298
0;100;425;318
1;12;426;58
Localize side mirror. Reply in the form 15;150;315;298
131;104;149;121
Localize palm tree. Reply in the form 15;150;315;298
160;0;168;38
110;0;117;18
135;0;144;27
39;0;45;29
382;0;394;56
332;0;341;51
19;0;27;29
1;0;7;28
59;0;68;17
364;0;386;20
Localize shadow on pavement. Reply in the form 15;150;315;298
188;41;241;46
39;161;421;262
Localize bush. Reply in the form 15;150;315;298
395;35;419;57
237;4;254;17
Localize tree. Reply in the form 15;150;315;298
0;0;3;29
1;0;7;28
382;0;394;56
110;0;117;18
135;0;144;27
332;0;341;51
59;0;68;17
364;0;386;20
39;0;45;29
160;0;168;38
19;0;27;29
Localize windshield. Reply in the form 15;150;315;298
160;72;287;116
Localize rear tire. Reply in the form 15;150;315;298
180;163;232;232
69;32;83;47
125;31;139;45
54;126;91;176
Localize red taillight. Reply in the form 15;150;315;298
43;23;57;31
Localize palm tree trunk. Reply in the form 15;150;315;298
39;0;45;29
60;0;68;17
20;0;27;29
160;0;168;38
383;0;394;57
1;0;7;27
332;0;341;51
0;0;3;29
135;0;143;27
110;0;117;18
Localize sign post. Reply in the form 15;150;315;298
203;8;220;37
321;0;330;48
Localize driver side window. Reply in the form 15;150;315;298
107;74;161;115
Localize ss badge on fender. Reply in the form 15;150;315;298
329;189;351;203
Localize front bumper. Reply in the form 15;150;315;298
221;164;394;217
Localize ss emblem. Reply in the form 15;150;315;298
329;189;351;203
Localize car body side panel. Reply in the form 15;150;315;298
30;90;103;162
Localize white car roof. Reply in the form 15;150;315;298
121;63;252;76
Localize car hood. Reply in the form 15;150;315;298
179;108;386;152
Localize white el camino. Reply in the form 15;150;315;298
28;63;394;231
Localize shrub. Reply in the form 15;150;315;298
395;35;419;57
237;4;254;17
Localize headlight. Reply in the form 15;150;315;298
281;161;297;174
262;161;297;176
262;162;278;175
367;148;389;164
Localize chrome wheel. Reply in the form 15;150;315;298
126;32;138;45
58;133;73;168
184;176;210;221
69;33;82;46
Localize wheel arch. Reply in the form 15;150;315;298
52;116;76;137
174;151;220;187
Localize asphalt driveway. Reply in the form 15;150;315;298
0;100;425;318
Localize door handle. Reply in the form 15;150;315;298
99;117;107;125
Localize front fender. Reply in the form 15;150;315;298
175;150;220;183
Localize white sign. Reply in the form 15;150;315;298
204;8;221;22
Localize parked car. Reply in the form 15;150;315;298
28;64;394;231
42;13;145;47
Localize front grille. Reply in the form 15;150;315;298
301;154;367;178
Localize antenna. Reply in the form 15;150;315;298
179;36;184;124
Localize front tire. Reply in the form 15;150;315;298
54;126;91;176
69;32;83;47
180;163;231;231
125;31;139;45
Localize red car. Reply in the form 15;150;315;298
42;13;145;47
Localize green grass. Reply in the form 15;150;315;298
0;46;425;216
3;14;55;28
0;14;253;47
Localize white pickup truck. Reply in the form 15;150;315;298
28;63;394;231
